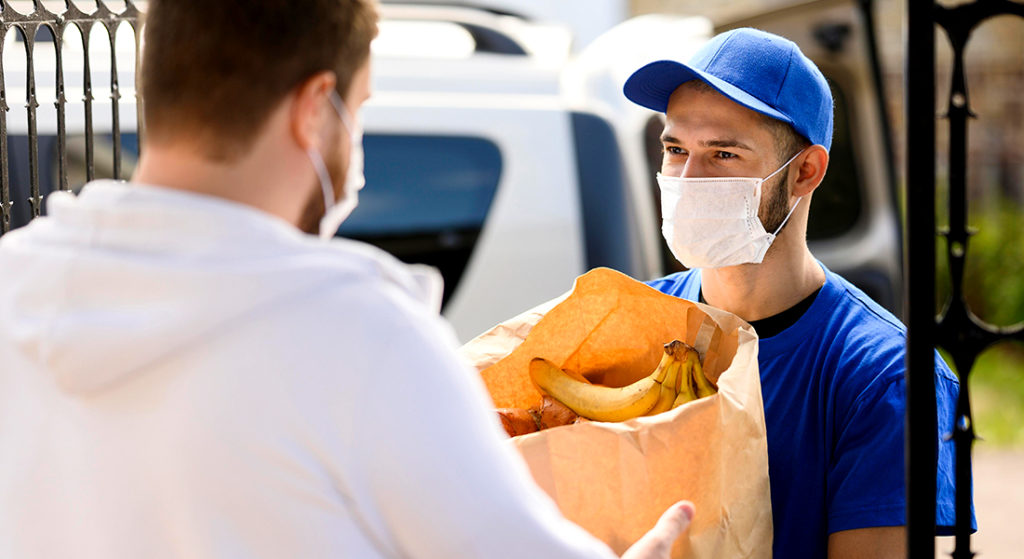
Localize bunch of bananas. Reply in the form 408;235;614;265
529;340;716;422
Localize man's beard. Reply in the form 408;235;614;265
759;167;792;234
296;137;345;236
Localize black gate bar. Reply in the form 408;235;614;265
904;0;937;554
906;1;1024;558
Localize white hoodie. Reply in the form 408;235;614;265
0;181;616;559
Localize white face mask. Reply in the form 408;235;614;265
657;150;804;269
308;91;365;240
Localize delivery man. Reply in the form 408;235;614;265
0;1;694;557
622;27;970;558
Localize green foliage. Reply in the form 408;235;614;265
934;198;1024;324
940;344;1024;449
962;202;1024;326
935;198;1024;448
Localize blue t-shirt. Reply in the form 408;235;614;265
647;265;971;558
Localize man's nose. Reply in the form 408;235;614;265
679;157;709;178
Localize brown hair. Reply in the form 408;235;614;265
140;0;378;161
759;114;810;167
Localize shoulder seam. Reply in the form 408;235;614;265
835;280;906;335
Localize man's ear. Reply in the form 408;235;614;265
791;144;829;197
290;71;337;152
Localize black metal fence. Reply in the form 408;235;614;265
905;0;1024;557
0;0;140;236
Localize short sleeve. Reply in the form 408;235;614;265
826;352;976;535
934;354;976;534
827;375;906;533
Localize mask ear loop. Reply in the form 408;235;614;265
328;91;357;140
307;147;336;209
304;90;349;213
771;196;802;236
327;91;366;194
762;148;806;182
765;149;809;236
308;91;355;220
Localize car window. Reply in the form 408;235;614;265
339;134;502;236
338;133;503;307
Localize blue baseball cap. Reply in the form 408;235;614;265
623;27;834;151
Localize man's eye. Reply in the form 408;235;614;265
663;146;685;156
716;151;737;159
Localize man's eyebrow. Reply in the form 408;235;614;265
700;138;754;151
658;135;755;152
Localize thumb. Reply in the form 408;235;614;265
620;501;695;559
652;500;695;537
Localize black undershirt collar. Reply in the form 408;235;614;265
698;286;822;338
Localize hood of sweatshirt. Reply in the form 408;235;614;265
0;181;441;395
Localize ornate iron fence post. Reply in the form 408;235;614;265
0;0;140;237
905;0;1024;557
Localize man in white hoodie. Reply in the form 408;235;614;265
0;1;694;558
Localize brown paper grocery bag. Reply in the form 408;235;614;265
459;268;772;559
